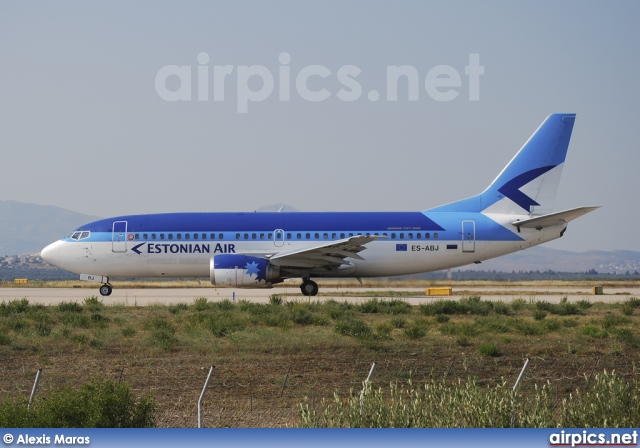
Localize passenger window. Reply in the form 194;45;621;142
340;233;345;239
287;233;291;239
417;233;421;239
408;233;413;239
260;233;264;240
434;233;439;239
383;233;388;237
143;233;148;240
314;233;319;239
236;233;240;240
135;234;140;240
160;234;165;240
185;234;190;240
152;234;157;240
306;233;310;239
332;233;336;239
426;233;430;239
349;233;354;237
193;234;198;240
323;233;328;239
168;234;173;240
252;233;256;240
177;234;182;240
391;233;396;239
297;233;301;240
244;233;248;239
219;233;223;240
268;233;272;239
210;233;215;239
400;233;404;239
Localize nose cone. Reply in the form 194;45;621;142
41;241;62;266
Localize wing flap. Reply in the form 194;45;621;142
511;206;599;229
269;235;384;269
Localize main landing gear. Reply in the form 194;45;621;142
99;284;113;296
300;278;319;296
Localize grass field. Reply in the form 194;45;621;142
1;282;639;427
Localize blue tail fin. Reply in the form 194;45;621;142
428;113;576;215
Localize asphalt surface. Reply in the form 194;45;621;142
1;285;638;306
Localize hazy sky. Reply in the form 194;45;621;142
1;1;638;252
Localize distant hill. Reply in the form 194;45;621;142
457;246;640;275
0;200;100;256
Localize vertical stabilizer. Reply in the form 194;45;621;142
427;113;576;215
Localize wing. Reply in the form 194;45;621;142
511;206;600;230
268;235;384;269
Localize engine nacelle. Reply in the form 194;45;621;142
210;254;281;288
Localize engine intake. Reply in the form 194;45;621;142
210;254;281;288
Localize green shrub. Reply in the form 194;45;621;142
83;296;103;311
374;322;393;340
204;314;246;337
533;310;547;321
478;342;500;357
269;295;283;306
576;300;592;310
58;301;83;313
149;328;178;350
0;298;31;316
601;314;631;329
403;319;428;340
0;378;155;427
493;301;512;316
510;298;527;311
390;317;407;328
335;318;372;340
624;297;640;308
169;303;188;314
435;314;450;323
581;325;608;339
193;297;212;311
121;327;136;337
61;313;90;328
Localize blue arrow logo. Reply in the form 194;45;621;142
131;243;145;255
497;166;554;212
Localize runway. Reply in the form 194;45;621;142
0;285;638;306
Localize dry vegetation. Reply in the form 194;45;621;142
1;282;640;427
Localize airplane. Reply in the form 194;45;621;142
41;113;598;297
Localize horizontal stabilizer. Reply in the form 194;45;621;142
511;206;600;230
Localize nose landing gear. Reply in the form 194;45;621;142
99;283;113;296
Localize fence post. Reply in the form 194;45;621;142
359;362;377;424
511;358;529;427
28;368;42;411
198;366;215;428
280;365;291;398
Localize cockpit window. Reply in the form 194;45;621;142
68;231;90;240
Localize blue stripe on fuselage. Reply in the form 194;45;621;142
65;211;522;243
72;212;445;233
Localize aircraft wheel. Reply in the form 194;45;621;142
300;280;319;296
99;284;112;296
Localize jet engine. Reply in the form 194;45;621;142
210;254;281;288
